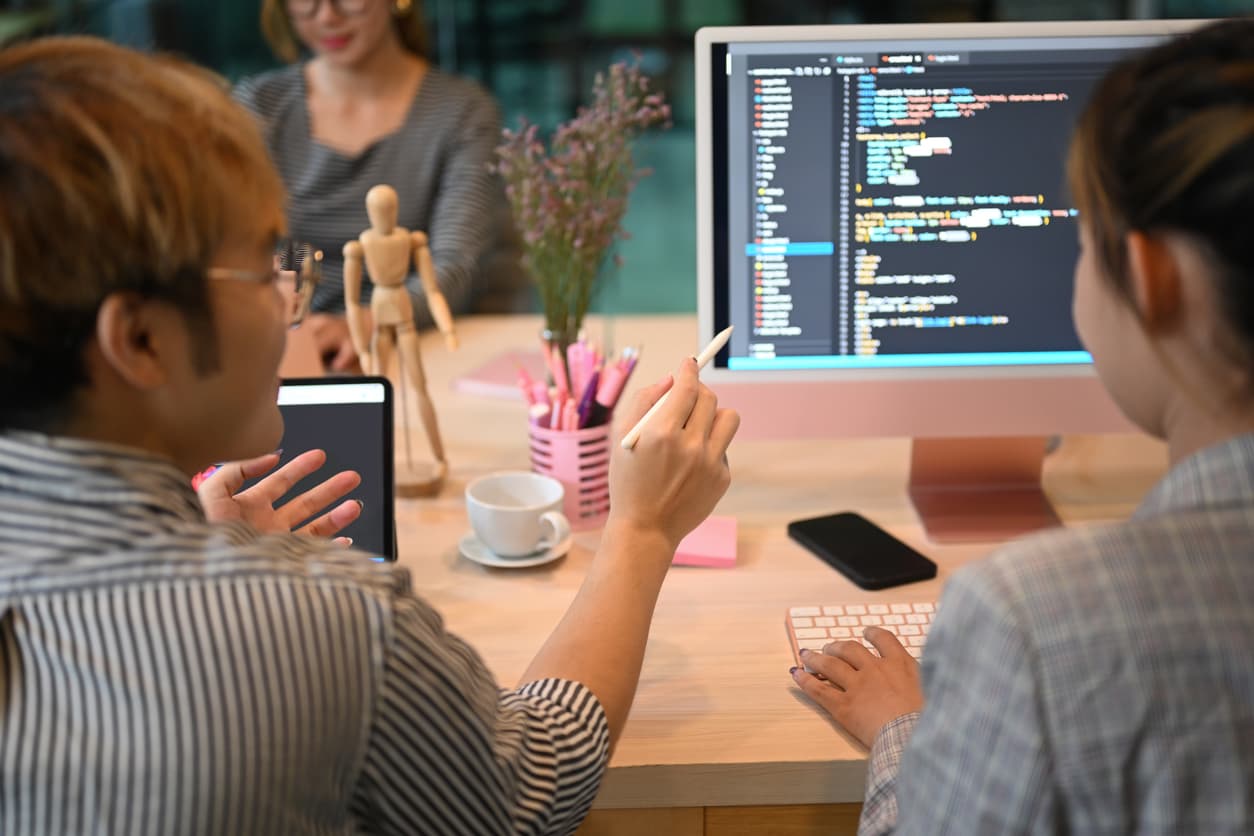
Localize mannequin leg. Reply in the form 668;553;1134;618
373;327;396;382
396;323;447;465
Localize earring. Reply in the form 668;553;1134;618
392;0;412;14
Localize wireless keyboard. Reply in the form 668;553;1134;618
786;602;937;664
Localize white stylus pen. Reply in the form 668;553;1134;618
619;325;734;450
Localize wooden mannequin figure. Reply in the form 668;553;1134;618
344;184;459;497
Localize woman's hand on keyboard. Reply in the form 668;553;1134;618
607;358;740;552
791;626;924;749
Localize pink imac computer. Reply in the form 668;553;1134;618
695;20;1201;543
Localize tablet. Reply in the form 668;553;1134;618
273;376;396;560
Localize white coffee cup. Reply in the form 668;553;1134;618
465;471;572;557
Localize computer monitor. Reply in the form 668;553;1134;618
695;20;1203;542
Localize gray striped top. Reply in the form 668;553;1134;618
234;65;530;327
0;432;609;835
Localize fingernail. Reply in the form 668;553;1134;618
798;648;810;656
272;448;284;458
354;499;364;510
343;537;353;546
788;666;798;676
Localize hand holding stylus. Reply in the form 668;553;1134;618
619;326;733;450
607;350;740;550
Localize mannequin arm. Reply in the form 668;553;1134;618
413;231;458;351
342;240;371;360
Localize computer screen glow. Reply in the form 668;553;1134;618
706;27;1168;374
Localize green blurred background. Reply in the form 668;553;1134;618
3;0;1250;315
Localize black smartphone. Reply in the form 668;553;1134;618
787;512;936;590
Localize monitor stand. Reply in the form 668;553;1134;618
908;436;1060;544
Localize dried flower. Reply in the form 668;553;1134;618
492;60;671;343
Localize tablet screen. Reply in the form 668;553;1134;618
273;377;396;560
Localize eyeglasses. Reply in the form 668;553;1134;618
206;239;322;328
286;0;370;19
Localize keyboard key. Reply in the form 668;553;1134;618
831;627;852;638
815;616;835;627
899;624;921;636
838;615;860;627
822;605;845;616
790;607;821;617
914;603;934;613
883;614;905;625
846;604;867;615
868;604;890;614
791;617;814;628
890;603;913;614
862;615;883;626
795;627;829;639
907;613;929;624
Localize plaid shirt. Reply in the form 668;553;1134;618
860;433;1254;835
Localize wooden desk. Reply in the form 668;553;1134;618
392;314;1168;835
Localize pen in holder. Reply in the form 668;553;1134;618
520;335;639;530
528;423;611;530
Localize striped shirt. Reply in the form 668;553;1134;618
859;432;1254;835
0;432;609;835
233;65;530;327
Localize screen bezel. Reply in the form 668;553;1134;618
277;375;396;560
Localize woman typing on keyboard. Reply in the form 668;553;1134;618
792;18;1254;836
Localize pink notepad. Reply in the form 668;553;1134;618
673;515;738;568
452;349;546;400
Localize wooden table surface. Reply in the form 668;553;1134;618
384;313;1167;825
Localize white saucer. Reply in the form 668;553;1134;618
458;531;573;569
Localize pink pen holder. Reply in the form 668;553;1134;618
528;423;611;530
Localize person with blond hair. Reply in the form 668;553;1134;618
235;0;527;371
0;36;738;835
793;17;1254;836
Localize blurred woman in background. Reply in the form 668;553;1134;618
235;0;528;371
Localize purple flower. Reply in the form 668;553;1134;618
490;59;670;338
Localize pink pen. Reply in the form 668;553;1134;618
581;347;597;396
596;364;621;399
586;364;626;427
547;343;570;401
550;395;565;430
567;342;585;399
